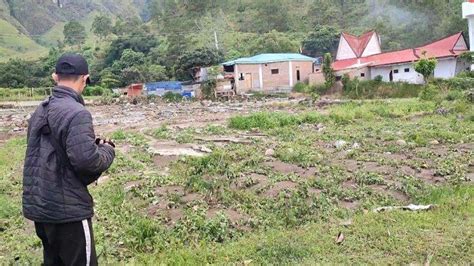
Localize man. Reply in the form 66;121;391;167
23;53;115;265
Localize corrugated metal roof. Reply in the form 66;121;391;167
223;53;316;66
145;81;182;91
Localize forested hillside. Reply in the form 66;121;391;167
0;0;467;88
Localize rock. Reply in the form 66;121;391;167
352;142;360;149
316;123;325;132
265;148;275;157
396;139;407;146
430;140;439;145
192;145;212;153
334;140;347;149
97;175;110;185
436;107;449;115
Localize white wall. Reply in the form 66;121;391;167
336;36;357;60
455;58;470;74
434;58;457;79
370;64;424;84
361;34;382;57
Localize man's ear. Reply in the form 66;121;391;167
52;73;59;83
83;74;90;85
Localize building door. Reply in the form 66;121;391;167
389;71;393;82
244;73;253;89
296;70;301;81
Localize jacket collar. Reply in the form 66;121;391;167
52;85;85;106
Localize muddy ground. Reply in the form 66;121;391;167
2;98;472;229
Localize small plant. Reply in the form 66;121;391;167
445;90;464;101
162;91;183;102
153;125;170;139
110;129;127;140
293;82;307;93
414;53;437;83
322;53;336;89
354;172;386;186
175;128;195;144
418;85;441;102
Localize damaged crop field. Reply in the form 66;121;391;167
1;97;473;264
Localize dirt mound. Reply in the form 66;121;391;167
153;155;178;169
232;173;270;191
264;161;317;178
264;181;298;198
155;185;185;197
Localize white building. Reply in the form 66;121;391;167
333;31;470;84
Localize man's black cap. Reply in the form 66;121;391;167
55;53;90;84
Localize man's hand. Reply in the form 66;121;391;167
95;138;116;148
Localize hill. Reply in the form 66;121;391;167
0;0;149;61
0;0;468;65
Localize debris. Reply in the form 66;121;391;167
192;145;213;153
429;140;439;145
352;142;360;149
124;180;142;192
334;140;348;149
316;123;325;131
339;219;353;227
195;136;252;144
243;260;253;265
435;107;449;115
396;139;407;146
335;232;345;244
265;148;275;157
373;204;434;213
96;175;110;185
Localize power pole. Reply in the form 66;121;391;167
214;31;219;50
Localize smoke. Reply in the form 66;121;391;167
365;0;429;27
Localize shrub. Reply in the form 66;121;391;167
445;90;464;101
341;73;351;92
201;80;216;99
418;85;441;101
293;82;307;93
162;91;183;102
342;78;422;99
374;75;383;82
83;86;109;96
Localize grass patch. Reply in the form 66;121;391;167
229;111;325;130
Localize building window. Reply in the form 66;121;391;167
404;68;410;72
271;69;279;74
360;73;365;77
393;69;399;74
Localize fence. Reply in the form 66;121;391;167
0;88;52;102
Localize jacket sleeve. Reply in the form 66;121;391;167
65;110;115;184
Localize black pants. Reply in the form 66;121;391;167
34;219;98;266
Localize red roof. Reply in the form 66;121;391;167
341;31;376;58
333;32;467;71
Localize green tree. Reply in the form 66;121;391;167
253;0;290;33
248;30;299;55
302;26;340;57
322;53;335;89
92;14;113;39
63;21;86;47
175;48;224;80
414;52;437;83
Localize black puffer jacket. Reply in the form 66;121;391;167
23;86;115;223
